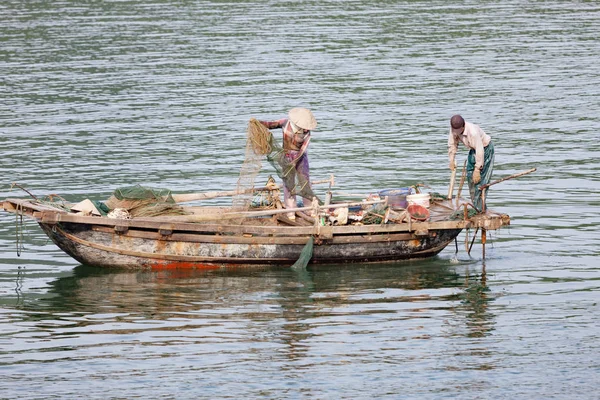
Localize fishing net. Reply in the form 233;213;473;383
233;119;319;213
291;236;314;270
449;207;479;220
104;185;188;217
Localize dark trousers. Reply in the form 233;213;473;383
467;142;495;210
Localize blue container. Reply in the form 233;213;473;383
378;188;412;209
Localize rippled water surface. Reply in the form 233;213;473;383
1;1;599;398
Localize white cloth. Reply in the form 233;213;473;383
448;121;491;169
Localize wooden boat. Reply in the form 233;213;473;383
1;193;510;269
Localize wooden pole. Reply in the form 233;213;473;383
481;187;487;212
171;175;336;203
468;228;479;256
456;160;467;206
482;229;487;259
171;186;271;203
480;168;537;190
447;168;457;200
168;198;388;223
312;174;335;186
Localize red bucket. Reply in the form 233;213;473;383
407;204;430;221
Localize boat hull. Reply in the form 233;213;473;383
39;221;462;269
4;197;512;270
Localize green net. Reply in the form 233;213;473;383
266;136;319;202
112;185;176;202
235;119;319;213
290;236;314;270
105;185;188;217
449;207;479;220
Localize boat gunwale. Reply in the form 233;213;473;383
3;198;473;235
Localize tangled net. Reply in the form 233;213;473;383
232;119;270;211
104;185;188;217
233;118;319;216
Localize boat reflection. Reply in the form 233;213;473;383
44;262;465;311
32;260;495;344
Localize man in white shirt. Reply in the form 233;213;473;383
448;114;495;211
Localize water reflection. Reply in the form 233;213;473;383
460;265;494;338
26;261;497;338
14;267;25;307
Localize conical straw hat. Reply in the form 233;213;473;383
288;108;317;130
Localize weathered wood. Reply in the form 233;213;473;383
47;222;461;268
2;196;510;269
448;168;457;200
171;186;273;203
276;214;310;227
480;168;537;190
163;198;389;223
32;207;468;234
7;198;476;234
171;176;334;203
91;224;421;245
456;160;467;205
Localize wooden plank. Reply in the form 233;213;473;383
30;208;472;234
90;225;417;244
156;198;389;223
3;198;67;213
6;197;475;234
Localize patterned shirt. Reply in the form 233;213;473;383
448;121;492;169
259;118;311;152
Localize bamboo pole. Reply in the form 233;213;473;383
171;175;336;203
479;168;537;190
456;160;467;206
171;186;271;203
447;168;457;200
164;198;388;223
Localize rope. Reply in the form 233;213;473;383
247;118;273;155
15;202;24;257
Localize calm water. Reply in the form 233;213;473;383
1;1;599;398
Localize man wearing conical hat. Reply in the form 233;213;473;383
259;108;317;218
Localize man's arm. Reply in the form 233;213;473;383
472;125;487;169
259;118;287;130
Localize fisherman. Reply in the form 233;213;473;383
259;107;317;218
448;114;495;211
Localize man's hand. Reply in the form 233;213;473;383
449;160;456;171
472;168;481;184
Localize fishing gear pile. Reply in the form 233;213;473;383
234;118;319;213
104;185;188;217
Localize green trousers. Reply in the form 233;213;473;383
467;142;495;211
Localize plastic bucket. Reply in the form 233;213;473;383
407;193;431;208
407;204;430;221
378;188;412;209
